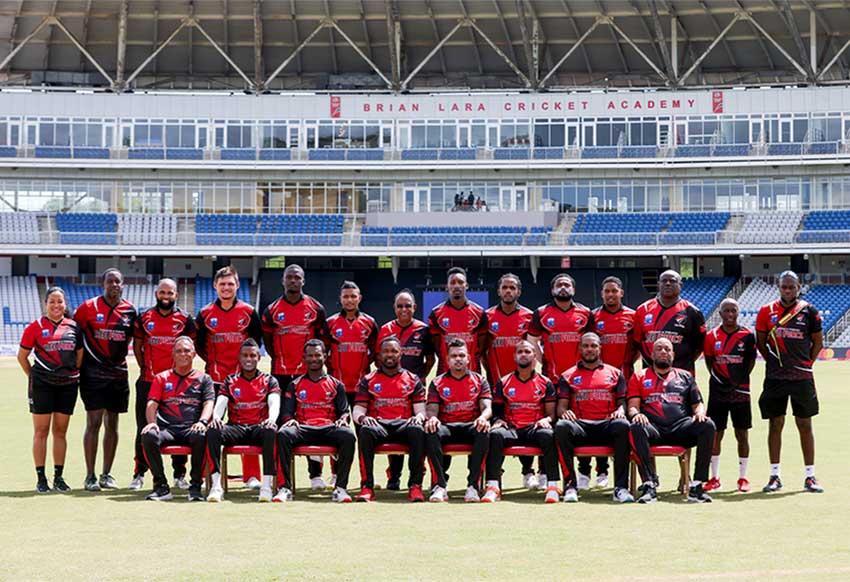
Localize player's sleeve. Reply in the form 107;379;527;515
491;380;505;419
194;310;208;360
261;305;274;334
367;318;379;357
267;374;281;395
331;381;348;419
556;374;571;400
528;308;543;336
354;377;370;405
183;313;198;339
745;331;757;360
754;306;769;333
703;332;715;357
421;325;436;356
200;374;215;402
808;305;823;334
281;380;296;422
476;309;489;337
148;375;164;403
479;376;492;399
74;322;83;350
132;312;145;341
614;370;627;400
248;308;263;344
626;374;641;400
72;302;86;326
691;306;707;349
426;379;440;405
685;373;703;407
544;380;557;402
583;308;594;333
314;303;329;341
412;376;426;403
219;376;234;399
20;321;37;350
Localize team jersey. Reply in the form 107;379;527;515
133;307;197;382
633;298;706;372
592;305;636;377
195;299;263;383
355;368;425;421
493;371;556;429
428;300;488;374
484;304;533;385
528;302;594;381
20;316;82;386
282;374;348;427
704;325;757;401
148;368;214;429
219;371;280;425
326;311;378;393
73;296;137;380
558;362;627;421
261;294;327;375
627;367;702;428
755;300;822;381
377;319;434;380
427;371;492;424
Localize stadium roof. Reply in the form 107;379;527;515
2;1;850;92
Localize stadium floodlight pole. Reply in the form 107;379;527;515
263;20;329;91
607;18;668;83
467;19;532;88
192;18;256;90
677;12;743;86
115;0;128;90
327;20;393;89
0;17;50;72
539;16;603;88
124;18;190;88
253;0;264;88
51;17;114;86
401;19;467;90
745;14;809;79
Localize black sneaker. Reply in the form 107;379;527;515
762;475;783;493
385;478;401;491
84;474;101;492
637;482;657;504
687;483;712;503
52;476;71;493
146;485;173;501
804;476;824;493
36;480;51;494
187;484;203;501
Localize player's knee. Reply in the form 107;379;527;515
629;423;647;438
141;431;159;447
357;425;379;440
188;432;206;446
206;426;221;439
795;416;813;432
33;425;50;439
701;418;716;433
489;429;506;444
337;427;356;444
610;418;630;434
553;419;575;436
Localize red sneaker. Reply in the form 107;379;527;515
737;478;751;493
704;477;721;491
408;485;425;503
356;487;375;502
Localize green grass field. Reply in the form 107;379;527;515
0;357;848;582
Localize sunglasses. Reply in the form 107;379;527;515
396;303;413;308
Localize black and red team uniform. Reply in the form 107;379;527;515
132;307;196;477
554;362;630;490
195;299;262;386
593;305;637;378
141;368;215;490
206;371;280;478
627;367;715;485
755;300;822;419
277;374;356;491
326;310;378;408
425;371;492;489
633;297;706;373
354;369;426;490
377;319;434;381
428;300;488;374
21;316;83;415
486;371;560;483
528;302;594;382
704;325;757;430
74;296;137;413
483;304;533;386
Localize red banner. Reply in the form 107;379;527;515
330;95;341;118
712;91;723;113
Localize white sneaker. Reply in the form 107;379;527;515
258;485;273;502
127;475;144;491
429;486;448;502
245;476;262;490
613;487;635;503
327;474;337;488
537;474;548;491
464;486;480;503
332;487;352;503
206;486;224;503
596;472;609;488
272;487;293;503
544;485;560;503
174;476;190;490
562;487;579;503
522;473;538;490
310;476;327;491
481;486;500;503
576;473;591;491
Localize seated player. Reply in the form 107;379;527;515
424;338;492;503
352;337;427;503
140;337;214;501
275;339;356;503
482;340;561;504
554;332;633;503
627;338;716;504
205;339;280;503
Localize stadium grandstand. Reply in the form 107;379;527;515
4;0;850;361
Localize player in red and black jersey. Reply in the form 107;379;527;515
140;336;214;501
554;333;632;503
205;339;280;503
428;266;488;375
130;278;197;491
755;271;824;493
352;337;427;503
627;338;716;503
326;281;378;404
633;270;706;373
73;268;138;492
424;338;492;502
275;339;356;503
703;298;757;493
18;286;83;493
482;340;561;504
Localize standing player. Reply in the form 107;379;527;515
378;288;435;490
755;271;824;493
195;265;263;488
633;270;706;373
326;281;378;406
428;266;488;375
424;338;492;502
18;286;83;493
580;276;637;490
130;278;196;491
73;268;137;491
261;263;328;489
703;298;756;493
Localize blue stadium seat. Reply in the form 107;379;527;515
439;148;476;161
166;148;203;160
259;149;292;161
767;143;803;156
346;149;384;161
308;149;346;161
674;145;711;158
494;148;530;160
620;146;658;159
73;147;109;159
0;146;16;157
533;147;563;160
129;148;165;160
713;144;749;157
35;146;71;158
581;147;619;159
808;142;838;155
401;149;439;161
55;212;118;245
222;148;257;161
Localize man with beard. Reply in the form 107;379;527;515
482;340;561;504
554;333;633;503
130;278;196;491
261;264;328;490
73;268;137;491
428;267;488;375
627;338;715;503
633;270;706;373
352;337;427;503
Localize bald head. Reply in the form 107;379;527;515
155;278;178;312
652;337;674;370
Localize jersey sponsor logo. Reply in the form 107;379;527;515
210;317;218;328
468;317;478;327
442;387;451;397
605;374;615;383
42;329;50;337
96;313;104;322
796;314;805;322
643;378;653;388
737;341;745;349
277;313;285;322
597;321;605;330
573;375;582;385
507;387;516;397
146;321;155;331
715;341;723;351
624;321;633;330
234;388;241;397
165;382;174;392
491;322;500;331
373;383;382;392
335;328;343;338
644;314;653;324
